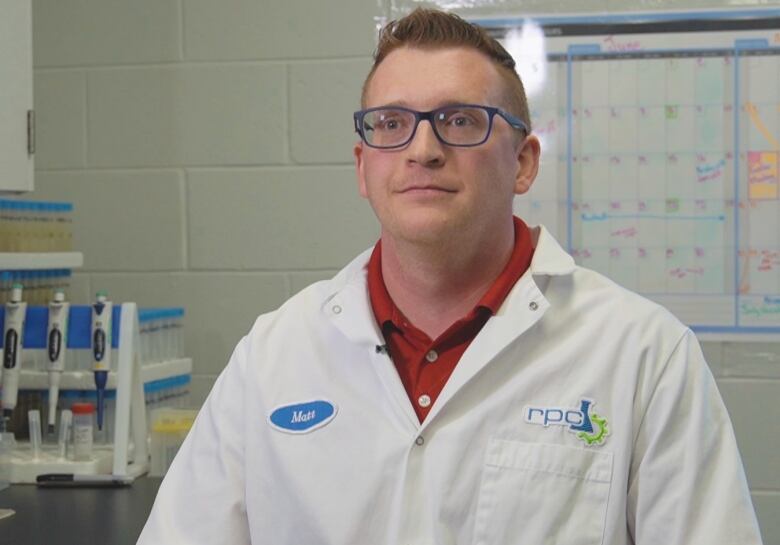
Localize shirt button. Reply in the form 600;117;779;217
425;350;438;362
332;304;342;314
415;436;425;446
529;301;539;311
418;394;431;408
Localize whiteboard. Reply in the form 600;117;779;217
477;9;780;339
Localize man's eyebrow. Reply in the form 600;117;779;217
371;100;413;109
371;99;480;110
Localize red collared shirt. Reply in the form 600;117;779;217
367;217;535;422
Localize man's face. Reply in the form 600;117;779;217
355;46;539;246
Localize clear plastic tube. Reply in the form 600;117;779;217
18;201;30;252
150;318;160;363
57;203;67;251
44;203;54;251
0;431;16;490
8;201;21;252
162;314;169;360
0;200;9;251
58;409;72;459
32;202;41;251
0;272;10;304
141;320;150;365
28;410;42;460
63;203;74;251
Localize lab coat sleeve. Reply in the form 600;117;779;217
627;329;763;545
137;335;251;545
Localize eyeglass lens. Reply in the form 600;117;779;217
362;106;491;147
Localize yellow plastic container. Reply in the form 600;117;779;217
149;408;197;477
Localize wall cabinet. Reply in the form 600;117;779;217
0;0;34;193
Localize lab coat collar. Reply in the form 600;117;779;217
322;225;576;348
321;248;383;347
528;224;577;277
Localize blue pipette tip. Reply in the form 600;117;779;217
94;370;108;430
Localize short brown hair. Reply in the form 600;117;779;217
361;8;531;131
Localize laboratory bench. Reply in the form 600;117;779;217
0;477;161;545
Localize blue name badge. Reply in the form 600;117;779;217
268;400;337;434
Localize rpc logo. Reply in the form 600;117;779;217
524;398;609;446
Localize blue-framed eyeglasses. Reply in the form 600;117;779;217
353;104;528;149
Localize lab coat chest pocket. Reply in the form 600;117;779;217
473;439;613;545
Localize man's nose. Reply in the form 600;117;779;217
406;119;445;166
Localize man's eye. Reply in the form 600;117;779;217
446;113;476;127
376;117;402;131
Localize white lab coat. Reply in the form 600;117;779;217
138;226;763;545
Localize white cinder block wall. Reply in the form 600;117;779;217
30;0;381;402
30;0;778;541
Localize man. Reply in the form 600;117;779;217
139;9;763;544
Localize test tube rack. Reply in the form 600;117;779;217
0;302;192;483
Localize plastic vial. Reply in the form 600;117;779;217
0;431;16;491
58;409;72;459
71;403;94;461
27;410;42;460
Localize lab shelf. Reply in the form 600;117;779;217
0;251;83;270
17;358;192;391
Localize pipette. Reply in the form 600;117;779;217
91;291;112;431
46;290;69;434
1;284;27;428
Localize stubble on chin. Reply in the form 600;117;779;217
382;208;466;249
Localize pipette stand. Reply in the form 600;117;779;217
113;302;148;480
0;303;149;483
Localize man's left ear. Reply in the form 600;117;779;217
514;134;541;195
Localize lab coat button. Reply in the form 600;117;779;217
529;301;539;311
332;304;342;314
418;394;431;408
425;350;438;362
415;436;425;446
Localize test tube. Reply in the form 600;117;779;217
28;410;42;460
150;314;160;363
8;201;21;252
138;312;149;366
58;409;72;459
64;202;74;251
164;311;173;360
